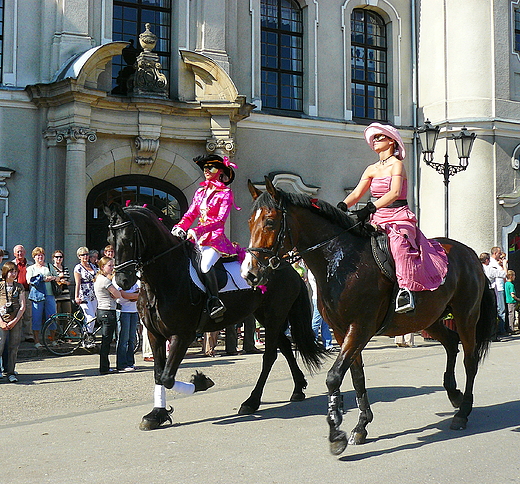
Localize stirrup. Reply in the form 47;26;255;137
207;297;226;319
395;288;415;314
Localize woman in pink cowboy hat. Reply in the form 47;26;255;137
171;154;240;319
337;122;448;313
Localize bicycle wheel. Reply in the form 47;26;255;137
42;314;83;356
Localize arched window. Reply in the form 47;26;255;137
86;175;187;254
351;9;387;121
112;0;171;95
261;0;303;113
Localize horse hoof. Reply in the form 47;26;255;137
450;416;467;430
238;404;257;415
290;392;305;402
139;406;173;431
329;431;348;456
348;429;368;445
190;371;215;392
162;376;174;389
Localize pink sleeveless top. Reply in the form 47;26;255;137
368;176;448;292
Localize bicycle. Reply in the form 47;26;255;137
42;303;142;356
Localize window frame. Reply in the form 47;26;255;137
260;0;304;115
350;8;388;122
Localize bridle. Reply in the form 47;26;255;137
108;211;186;274
246;198;362;273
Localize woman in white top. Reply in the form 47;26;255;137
93;257;121;375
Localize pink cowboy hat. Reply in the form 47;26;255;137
364;123;406;160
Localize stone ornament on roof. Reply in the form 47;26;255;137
131;23;168;98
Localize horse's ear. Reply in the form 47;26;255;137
264;176;279;202
103;202;124;220
247;179;262;200
102;202;112;218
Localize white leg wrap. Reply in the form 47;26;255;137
173;381;196;395
154;384;166;408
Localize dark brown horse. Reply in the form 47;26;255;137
104;203;325;430
242;178;496;455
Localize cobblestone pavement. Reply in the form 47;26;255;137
2;334;519;484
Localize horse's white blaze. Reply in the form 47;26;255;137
241;252;253;278
254;208;262;222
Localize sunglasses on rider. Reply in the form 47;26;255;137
203;164;220;174
373;134;391;142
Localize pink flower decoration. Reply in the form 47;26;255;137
222;155;237;169
257;285;268;294
125;200;131;207
143;203;148;208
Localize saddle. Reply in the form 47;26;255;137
188;249;250;293
370;229;396;282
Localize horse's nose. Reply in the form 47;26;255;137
245;271;258;287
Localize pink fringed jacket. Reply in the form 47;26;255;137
174;181;242;257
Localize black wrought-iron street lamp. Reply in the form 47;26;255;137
416;120;476;237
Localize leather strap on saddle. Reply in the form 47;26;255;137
370;230;396;282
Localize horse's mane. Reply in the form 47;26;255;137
252;189;370;237
124;206;175;238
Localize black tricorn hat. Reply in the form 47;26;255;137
193;154;235;185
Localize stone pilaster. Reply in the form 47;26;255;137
46;127;97;263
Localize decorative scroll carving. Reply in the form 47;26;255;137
206;138;236;155
130;24;168;98
134;136;160;165
45;127;97;143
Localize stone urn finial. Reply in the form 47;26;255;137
139;23;157;52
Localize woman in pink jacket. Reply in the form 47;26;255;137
171;154;240;319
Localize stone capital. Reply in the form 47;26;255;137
44;127;97;144
206;138;236;156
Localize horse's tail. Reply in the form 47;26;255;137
475;283;497;364
287;276;327;373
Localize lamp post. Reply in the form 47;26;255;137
416;120;476;238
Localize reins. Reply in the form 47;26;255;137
108;210;188;273
246;198;363;269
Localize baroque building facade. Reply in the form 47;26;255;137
0;0;519;263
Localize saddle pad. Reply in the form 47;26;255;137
189;260;252;293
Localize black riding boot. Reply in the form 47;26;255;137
201;268;226;320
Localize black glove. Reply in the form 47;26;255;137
352;201;377;223
337;201;348;212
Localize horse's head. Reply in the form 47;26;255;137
241;177;293;287
103;202;139;290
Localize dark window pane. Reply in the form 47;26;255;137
351;9;387;120
261;0;303;112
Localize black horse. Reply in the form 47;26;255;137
103;203;325;430
242;178;496;455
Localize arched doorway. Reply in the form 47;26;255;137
86;175;188;254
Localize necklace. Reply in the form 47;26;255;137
378;156;393;165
